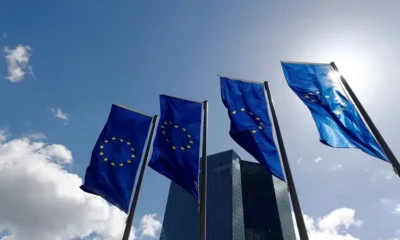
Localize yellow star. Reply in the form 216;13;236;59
131;148;135;152
161;126;165;128
181;146;185;151
172;146;176;150
182;128;186;132
127;160;131;163
166;139;169;143
104;140;108;143
174;125;179;128
112;137;116;140
305;95;310;98
255;117;260;121
316;90;320;94
99;152;104;156
120;139;124;142
334;96;340;101
241;108;245;111
118;163;123;167
260;122;263;126
104;157;108;161
100;145;104;149
341;107;345;111
164;121;168;125
190;140;193;144
187;145;191;149
127;142;131;145
131;154;135;158
311;100;316;102
111;162;115;166
249;112;253;115
187;134;191;138
258;126;262;130
252;130;257;134
232;111;236;115
325;95;330;99
162;131;166;135
334;111;340;116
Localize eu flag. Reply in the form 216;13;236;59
148;95;202;199
281;62;388;161
220;77;285;181
80;104;153;213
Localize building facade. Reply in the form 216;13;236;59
159;150;296;240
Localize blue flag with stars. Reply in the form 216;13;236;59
220;77;285;181
281;62;388;161
148;95;202;199
80;104;152;213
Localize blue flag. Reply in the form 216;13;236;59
148;95;203;199
220;77;285;181
281;62;387;161
80;104;152;213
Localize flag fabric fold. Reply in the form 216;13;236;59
148;95;203;199
281;62;387;161
81;104;152;213
220;77;285;181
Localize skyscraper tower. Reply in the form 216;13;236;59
159;150;296;240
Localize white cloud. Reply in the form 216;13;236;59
38;143;73;164
294;208;362;240
48;108;69;124
332;163;342;171
25;132;46;140
393;205;400;214
379;198;400;215
0;130;8;143
140;214;162;238
4;45;33;83
0;134;135;240
315;157;322;163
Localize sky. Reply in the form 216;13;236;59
0;0;400;239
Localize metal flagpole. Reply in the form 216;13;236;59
198;100;208;240
264;81;309;240
122;115;159;240
330;62;400;176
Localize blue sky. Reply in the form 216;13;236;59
1;1;400;239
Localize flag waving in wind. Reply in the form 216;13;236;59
81;104;153;213
281;62;387;162
220;77;285;181
148;95;203;199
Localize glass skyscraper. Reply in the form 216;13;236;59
159;150;296;240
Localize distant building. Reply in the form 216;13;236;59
159;150;296;240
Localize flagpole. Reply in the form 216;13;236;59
122;115;159;240
330;62;400;176
264;82;309;240
198;100;208;240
